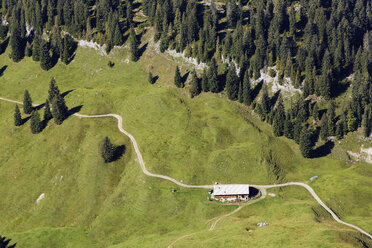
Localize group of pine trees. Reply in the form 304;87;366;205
14;78;68;133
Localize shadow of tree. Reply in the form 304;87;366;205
66;105;84;118
113;145;126;162
311;140;335;158
251;80;263;101
182;71;190;85
0;65;7;76
138;42;148;59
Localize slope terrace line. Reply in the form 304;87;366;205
0;96;371;240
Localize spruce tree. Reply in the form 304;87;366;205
40;41;52;71
44;99;52;121
9;21;24;62
32;35;41;61
129;27;139;61
327;101;336;136
284;114;294;139
52;94;68;125
226;64;239;100
320;113;329;140
300;128;312;158
189;70;201;98
293;119;302;144
174;66;183;88
23;90;33;114
242;70;252;105
14;105;22;126
362;109;371;137
208;59;219;93
30;110;42;134
273;95;285;137
261;86;271;117
48;78;60;102
101;137;115;163
201;69;209;92
336;121;344;139
312;103;319;120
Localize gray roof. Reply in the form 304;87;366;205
213;184;250;196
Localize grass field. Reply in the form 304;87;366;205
0;36;371;247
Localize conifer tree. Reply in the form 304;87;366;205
14;105;22;126
129;27;139;61
32;35;42;61
299;128;312;158
23;90;33;114
261;86;271;117
362;109;371;137
189;70;201;98
9;21;24;62
336;121;344;139
174;66;183;88
44;99;52;121
284;114;294;139
312;103;319;120
101;137;114;163
48;78;60;102
346;110;357;132
30;110;42;134
320;113;329;140
201;68;209;92
40;41;52;71
273;95;285;136
208;59;219;93
226;64;239;100
327;101;336;136
293;119;302;144
242;70;252;105
52;94;68;125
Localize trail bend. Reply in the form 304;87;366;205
0;96;371;240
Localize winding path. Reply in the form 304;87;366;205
1;96;371;240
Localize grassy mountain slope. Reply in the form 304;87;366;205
0;42;371;247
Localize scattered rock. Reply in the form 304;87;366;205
171;189;177;193
268;193;276;197
257;222;268;227
310;176;319;182
36;193;45;204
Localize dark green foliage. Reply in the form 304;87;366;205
293;119;302;144
336;121;344;139
320;113;329;141
32;35;41;62
362;109;371;137
14;105;22;126
9;21;24;62
174;66;183;88
284;114;294;139
273;95;285;137
327;101;336;136
44;99;52;121
23;90;33;114
312;103;319;120
52;94;68;125
242;70;252;105
347;110;357;132
226;64;239;100
208;59;219;93
299;128;312;158
189;70;201;98
261;86;271;118
40;41;52;71
129;27;139;62
30;111;42;134
201;69;209;92
101;137;114;163
48;78;60;102
0;24;8;40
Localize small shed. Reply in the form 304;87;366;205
213;184;250;202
